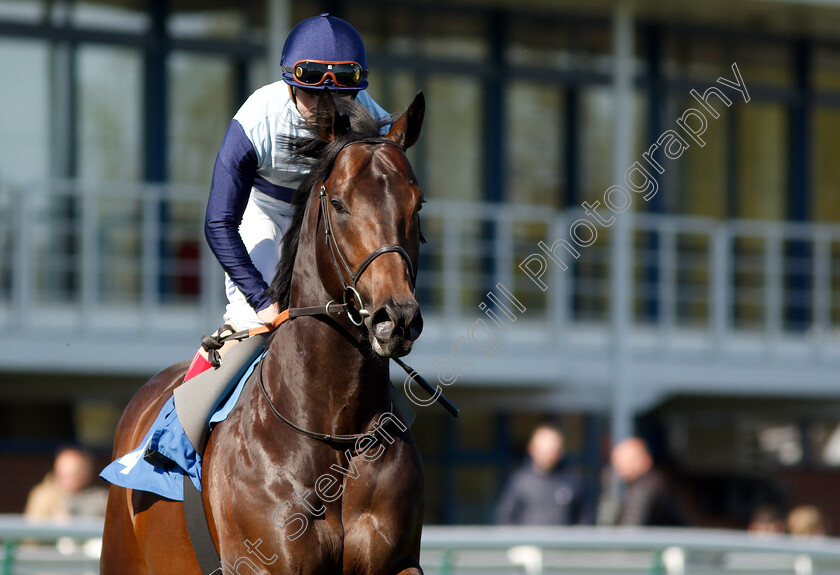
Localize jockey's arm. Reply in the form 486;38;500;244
204;120;274;317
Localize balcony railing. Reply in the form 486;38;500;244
1;179;839;379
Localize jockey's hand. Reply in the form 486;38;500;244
256;302;280;324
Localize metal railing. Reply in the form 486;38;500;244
2;179;840;375
4;516;840;575
0;180;222;335
418;526;840;575
0;515;102;575
416;203;840;337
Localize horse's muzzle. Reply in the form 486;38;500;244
368;300;423;357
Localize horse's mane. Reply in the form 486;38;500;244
268;94;389;308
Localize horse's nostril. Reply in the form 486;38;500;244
371;307;395;339
371;303;422;343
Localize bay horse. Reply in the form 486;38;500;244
101;90;427;575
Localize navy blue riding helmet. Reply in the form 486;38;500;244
281;13;369;92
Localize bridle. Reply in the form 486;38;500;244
317;137;418;326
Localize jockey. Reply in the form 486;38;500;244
184;14;390;382
167;14;393;454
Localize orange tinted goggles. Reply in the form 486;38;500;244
283;60;367;87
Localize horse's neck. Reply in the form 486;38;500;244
266;319;389;426
262;214;390;435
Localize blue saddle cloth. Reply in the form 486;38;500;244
99;353;264;501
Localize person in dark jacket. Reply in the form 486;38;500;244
611;437;686;527
495;425;585;525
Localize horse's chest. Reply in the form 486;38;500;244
305;510;407;574
208;423;421;573
279;454;418;568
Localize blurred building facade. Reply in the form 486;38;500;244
2;0;840;528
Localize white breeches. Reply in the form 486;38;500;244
223;191;294;330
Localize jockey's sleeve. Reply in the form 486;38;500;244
204;119;273;314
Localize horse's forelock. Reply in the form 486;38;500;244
268;95;389;308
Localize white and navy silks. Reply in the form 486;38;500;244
206;81;390;329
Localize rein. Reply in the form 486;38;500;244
255;352;395;448
200;303;349;364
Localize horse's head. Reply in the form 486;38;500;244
303;91;426;358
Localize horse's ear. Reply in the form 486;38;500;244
316;89;351;143
384;91;424;150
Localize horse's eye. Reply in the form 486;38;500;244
330;198;345;213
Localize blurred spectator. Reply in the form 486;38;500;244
24;447;108;520
611;437;685;527
495;425;585;525
747;504;786;534
787;505;827;537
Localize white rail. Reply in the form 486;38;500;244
3;180;840;333
3;516;840;575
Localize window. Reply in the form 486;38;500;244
77;46;144;304
168;54;235;187
668;98;728;219
737;103;788;221
350;5;488;62
72;1;149;33
663;32;727;82
812;108;840;223
426;75;484;310
734;41;791;87
77;46;143;181
426;75;481;203
580;87;615;205
814;47;840;92
506;82;564;207
0;39;49;183
0;0;45;23
507;16;574;71
168;7;245;39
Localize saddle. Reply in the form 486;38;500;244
173;333;269;456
